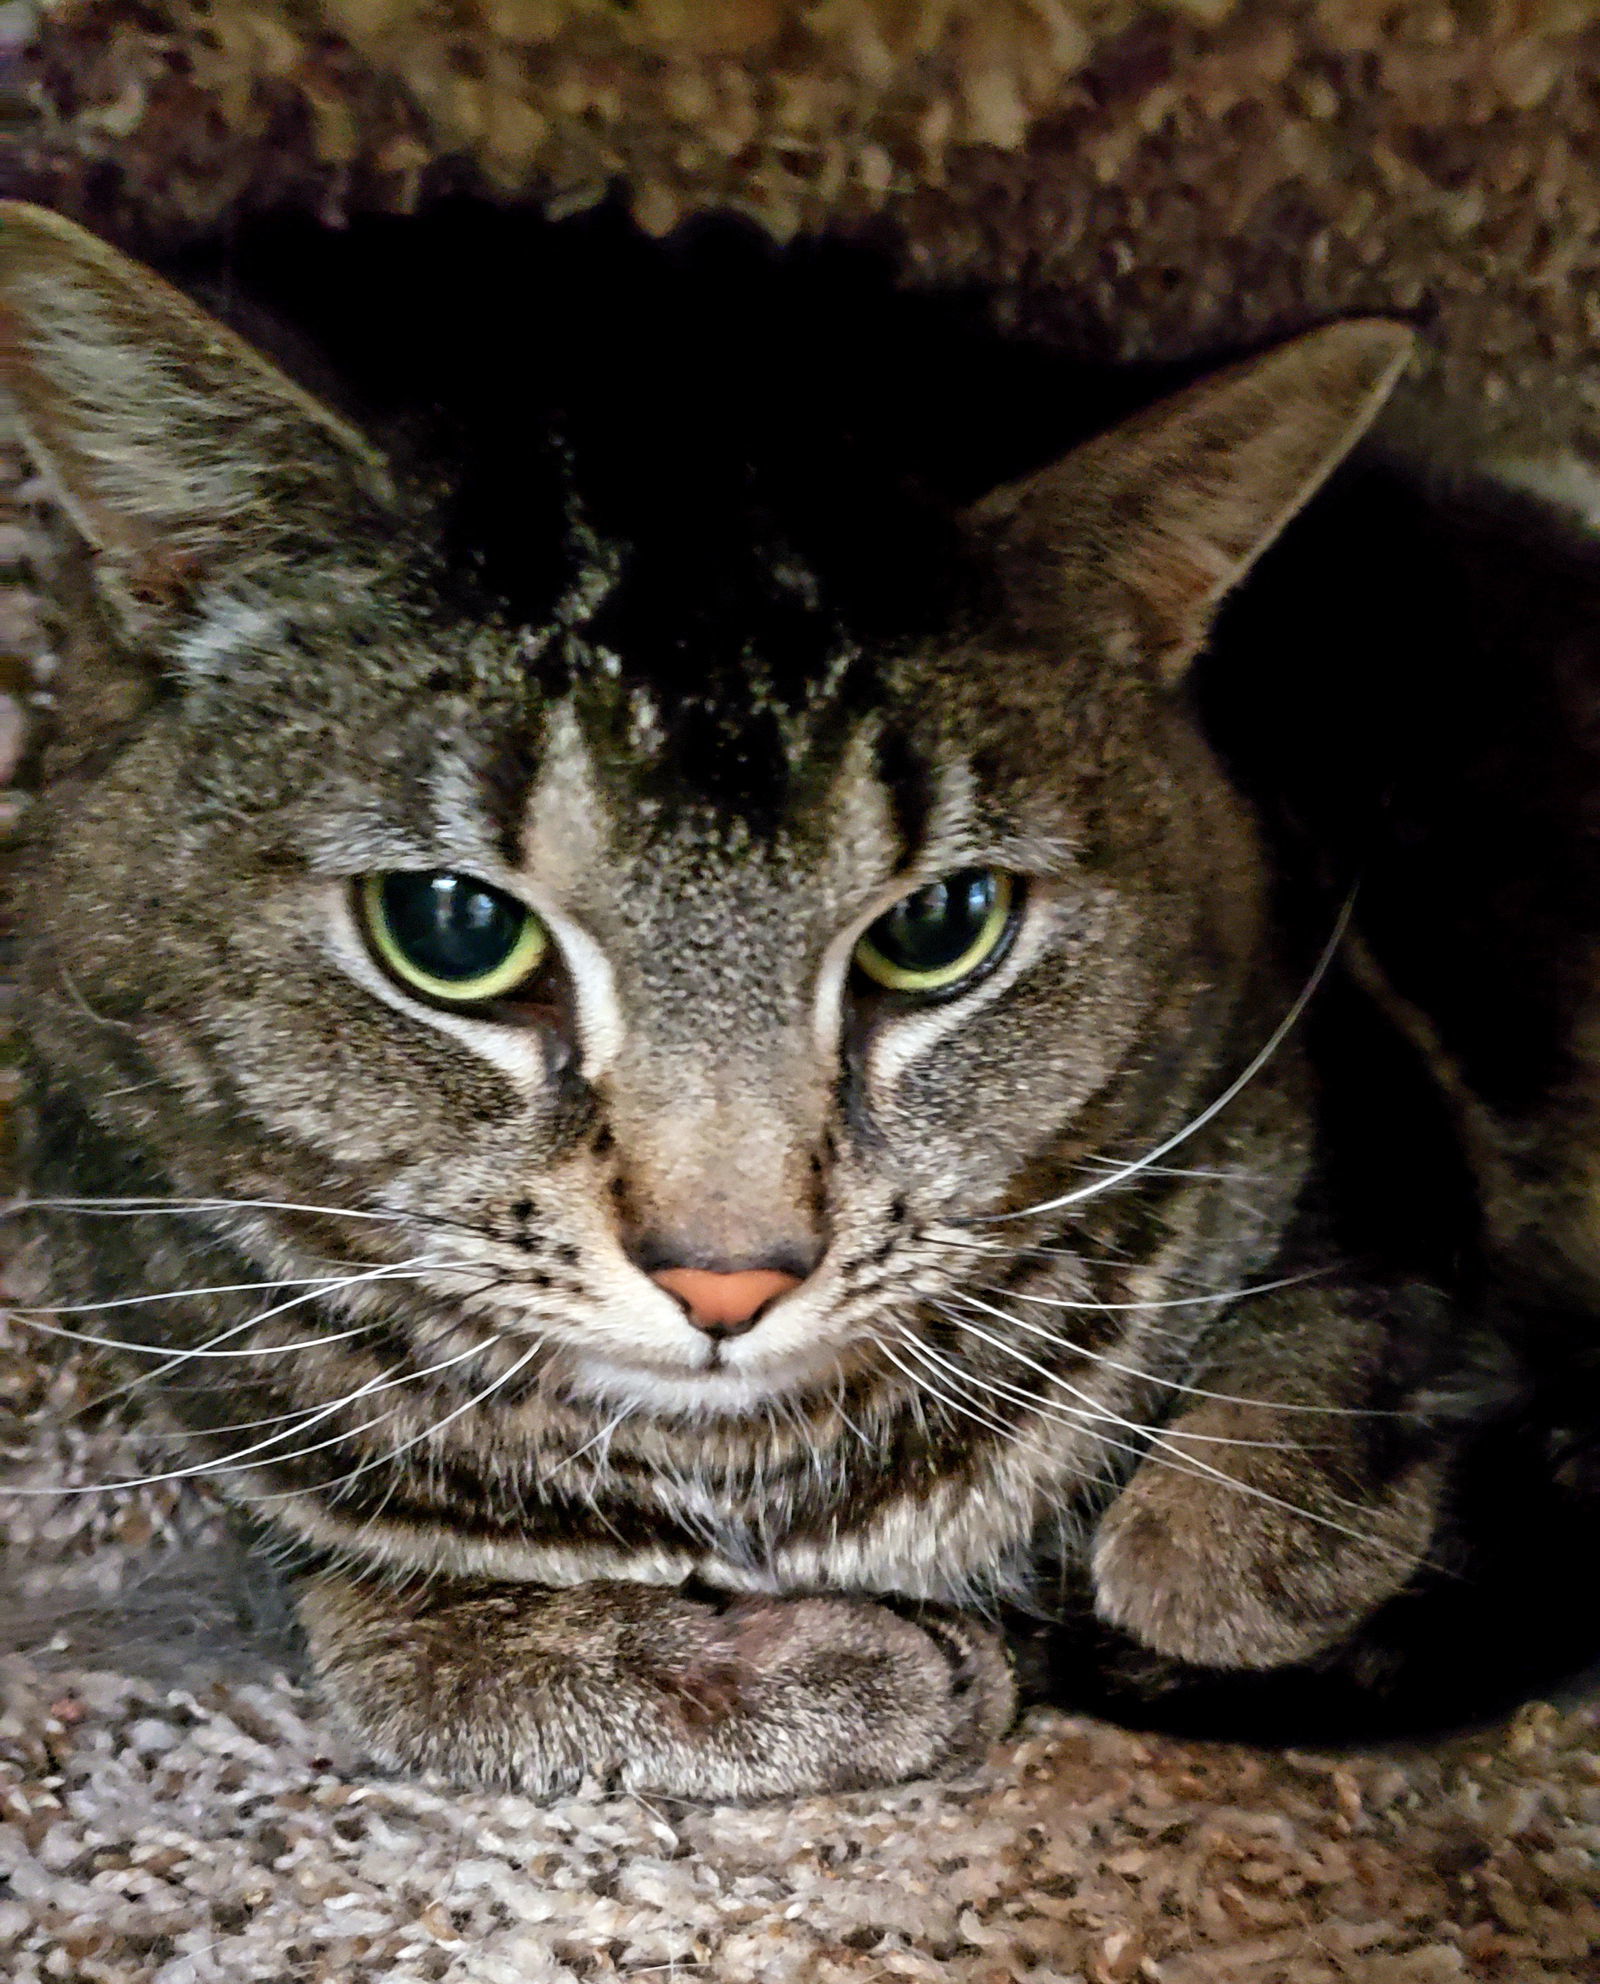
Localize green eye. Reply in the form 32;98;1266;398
360;872;549;1004
854;869;1016;994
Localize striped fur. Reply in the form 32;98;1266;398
3;202;1469;1799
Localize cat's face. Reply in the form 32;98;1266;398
2;203;1410;1422
27;537;1267;1415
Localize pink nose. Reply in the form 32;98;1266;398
651;1267;802;1336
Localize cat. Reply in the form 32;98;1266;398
0;198;1504;1799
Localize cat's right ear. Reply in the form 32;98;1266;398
0;202;392;629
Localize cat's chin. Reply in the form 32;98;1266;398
557;1343;852;1421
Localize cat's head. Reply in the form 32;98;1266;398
1;203;1409;1419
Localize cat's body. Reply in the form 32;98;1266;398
0;202;1515;1798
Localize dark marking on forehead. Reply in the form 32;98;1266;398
872;721;938;873
570;509;857;834
420;358;988;838
479;695;549;870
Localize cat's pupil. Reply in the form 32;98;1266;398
380;873;525;982
871;870;1000;974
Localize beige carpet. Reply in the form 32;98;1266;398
2;1246;1599;1983
4;1645;1598;1984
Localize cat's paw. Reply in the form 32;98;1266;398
669;1593;1017;1795
1089;1407;1444;1669
299;1573;1015;1802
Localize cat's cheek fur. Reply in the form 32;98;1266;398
296;1573;1017;1802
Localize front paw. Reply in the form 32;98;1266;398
1090;1408;1444;1669
298;1574;1015;1802
685;1593;1017;1792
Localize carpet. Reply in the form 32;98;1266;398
3;1303;1599;1984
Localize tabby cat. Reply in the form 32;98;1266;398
0;201;1492;1799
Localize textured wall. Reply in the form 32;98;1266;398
9;3;1600;466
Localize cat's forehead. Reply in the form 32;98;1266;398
523;678;931;881
450;515;986;873
202;496;1074;887
542;542;876;825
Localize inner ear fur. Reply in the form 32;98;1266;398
967;320;1414;682
0;201;392;618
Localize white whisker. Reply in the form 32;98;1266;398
883;1330;1163;1500
541;1407;633;1484
0;1331;493;1498
945;1286;1406;1417
1076;1156;1272;1183
0;1194;486;1240
929;1304;1426;1564
5;1193;412;1223
67;1258;513;1417
919;1313;1305;1453
116;1338;503;1444
254;1342;543;1505
7;1267;424;1317
872;1332;1027;1448
973;1268;1324;1315
2;1259;443;1360
972;891;1354;1224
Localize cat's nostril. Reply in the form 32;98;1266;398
651;1267;803;1338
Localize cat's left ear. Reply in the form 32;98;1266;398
967;320;1414;682
0;201;393;628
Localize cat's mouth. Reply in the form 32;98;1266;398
553;1307;871;1420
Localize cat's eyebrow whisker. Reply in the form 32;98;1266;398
947;1285;1411;1418
970;890;1355;1226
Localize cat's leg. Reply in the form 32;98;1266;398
1089;1285;1488;1669
296;1572;1015;1800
